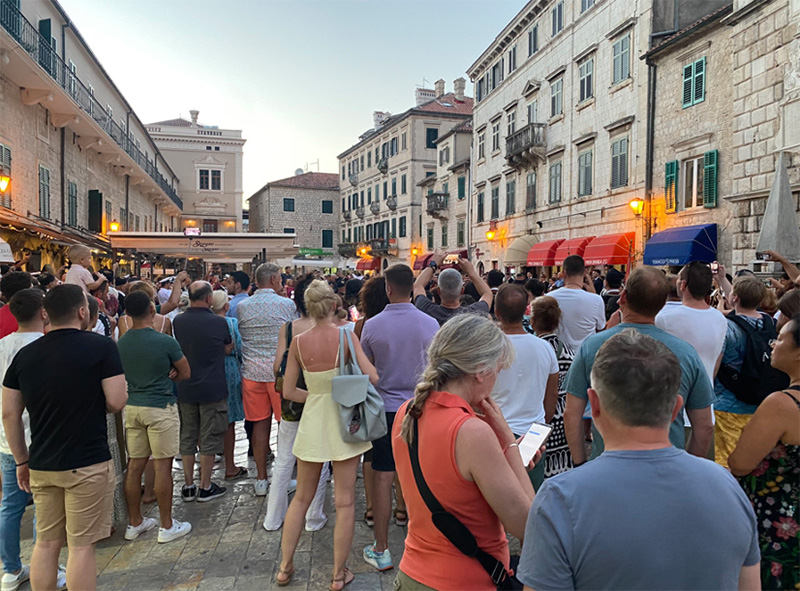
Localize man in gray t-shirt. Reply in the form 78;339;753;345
518;329;760;591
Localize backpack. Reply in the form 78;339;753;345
717;312;789;406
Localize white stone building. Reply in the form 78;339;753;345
147;111;246;233
0;0;181;271
468;0;651;274
336;80;473;272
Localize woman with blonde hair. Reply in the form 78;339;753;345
392;314;536;590
278;280;378;590
210;290;247;480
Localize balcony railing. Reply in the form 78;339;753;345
426;192;449;214
377;158;388;174
338;242;357;257
0;1;182;210
356;206;365;218
370;201;380;215
505;123;547;168
342;210;352;221
349;174;359;187
370;238;390;253
386;195;397;210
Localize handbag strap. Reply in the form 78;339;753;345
339;327;347;374
343;329;363;376
408;417;511;587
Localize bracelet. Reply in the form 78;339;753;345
503;442;519;453
15;460;28;467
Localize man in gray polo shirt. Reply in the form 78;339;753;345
517;330;760;590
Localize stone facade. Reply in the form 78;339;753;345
468;0;651;273
337;81;473;270
725;0;800;268
0;0;181;270
247;172;339;266
147;112;246;232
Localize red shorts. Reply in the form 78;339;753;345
242;379;281;422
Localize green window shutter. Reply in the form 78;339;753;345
682;63;694;108
693;57;705;105
457;176;465;199
665;160;679;213
703;150;718;208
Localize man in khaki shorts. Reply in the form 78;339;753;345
117;291;192;544
2;284;127;591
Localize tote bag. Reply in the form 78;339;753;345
330;328;387;443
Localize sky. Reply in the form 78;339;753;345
57;0;522;202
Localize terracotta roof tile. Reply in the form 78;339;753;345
416;92;474;115
266;172;339;191
147;118;194;127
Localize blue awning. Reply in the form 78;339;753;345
643;223;717;266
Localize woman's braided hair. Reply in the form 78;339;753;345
399;314;513;444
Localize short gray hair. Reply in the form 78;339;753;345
255;263;280;287
438;268;463;300
590;329;681;428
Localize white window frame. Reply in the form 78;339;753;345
612;33;631;85
549;161;562;204
478;132;486;159
507;111;516;136
610;137;629;189
552;1;564;36
579;57;594;102
491;119;501;152
681;155;705;210
551;77;563;117
578;150;593;197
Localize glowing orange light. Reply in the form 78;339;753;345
0;175;9;193
411;247;419;256
486;229;496;241
109;220;120;232
629;197;645;216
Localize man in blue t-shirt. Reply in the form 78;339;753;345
517;330;760;591
564;267;714;466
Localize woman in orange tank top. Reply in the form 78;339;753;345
392;314;537;590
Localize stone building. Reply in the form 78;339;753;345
336;79;473;272
417;120;473;266
0;0;181;271
247;171;339;268
468;0;651;274
146;111;246;233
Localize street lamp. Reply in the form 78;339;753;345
485;221;498;241
0;173;9;194
629;198;645;217
411;246;419;256
109;219;120;232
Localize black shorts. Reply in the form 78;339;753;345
371;412;397;472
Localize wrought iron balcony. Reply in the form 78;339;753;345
356;206;365;219
349;174;358;187
338;242;357;257
377;158;389;174
506;123;547;168
370;238;390;253
342;210;352;221
386;195;397;210
0;1;182;210
370;201;380;215
426;192;449;215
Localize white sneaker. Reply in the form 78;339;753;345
124;516;157;541
56;566;67;590
254;479;268;496
158;519;192;543
305;514;328;532
1;565;29;591
288;479;297;494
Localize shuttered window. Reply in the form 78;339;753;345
665;160;679;213
457;221;465;247
549;163;562;203
526;172;537;210
38;165;51;219
67;181;78;226
682;57;706;108
457;176;466;200
610;138;628;189
703;149;719;208
506;181;516;216
0;144;11;208
578;150;593;197
491;186;500;219
477;192;485;222
612;34;630;85
441;224;448;247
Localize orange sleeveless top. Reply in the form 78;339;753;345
392;391;510;590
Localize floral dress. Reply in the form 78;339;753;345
224;316;245;423
737;390;800;590
539;332;575;478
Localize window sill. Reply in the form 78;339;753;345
549;114;564;124
609;78;633;94
491;150;502;158
576;97;595;111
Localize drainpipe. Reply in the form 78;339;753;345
644;57;657;242
124;175;129;231
60;127;66;226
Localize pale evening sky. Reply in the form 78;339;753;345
58;0;522;204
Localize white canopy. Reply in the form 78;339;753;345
0;238;15;264
108;232;297;261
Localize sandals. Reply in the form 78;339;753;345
394;508;408;527
329;568;354;591
364;508;374;527
224;466;248;480
275;566;295;587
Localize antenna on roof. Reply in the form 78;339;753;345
416;77;430;89
305;160;319;172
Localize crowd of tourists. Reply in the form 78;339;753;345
0;243;798;591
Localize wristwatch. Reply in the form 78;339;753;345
428;260;438;271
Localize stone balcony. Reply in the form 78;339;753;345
342;210;352;221
505;123;547;169
370;201;380;215
386;195;397;210
337;242;357;257
426;192;449;217
356;206;365;219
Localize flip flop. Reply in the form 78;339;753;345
329;568;354;591
364;508;374;527
394;508;408;526
276;566;295;587
224;466;248;480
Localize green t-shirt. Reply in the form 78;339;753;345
117;327;184;408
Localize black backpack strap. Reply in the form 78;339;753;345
286;320;293;345
408;416;511;587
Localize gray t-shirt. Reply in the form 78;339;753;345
517;447;760;590
414;294;489;326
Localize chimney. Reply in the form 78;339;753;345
415;87;435;107
373;111;391;129
454;77;466;102
189;109;199;127
434;79;446;98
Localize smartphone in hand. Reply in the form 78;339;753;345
518;421;553;466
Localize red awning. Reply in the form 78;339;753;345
526;239;564;267
356;257;381;271
412;253;434;271
583;232;635;266
554;237;594;266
